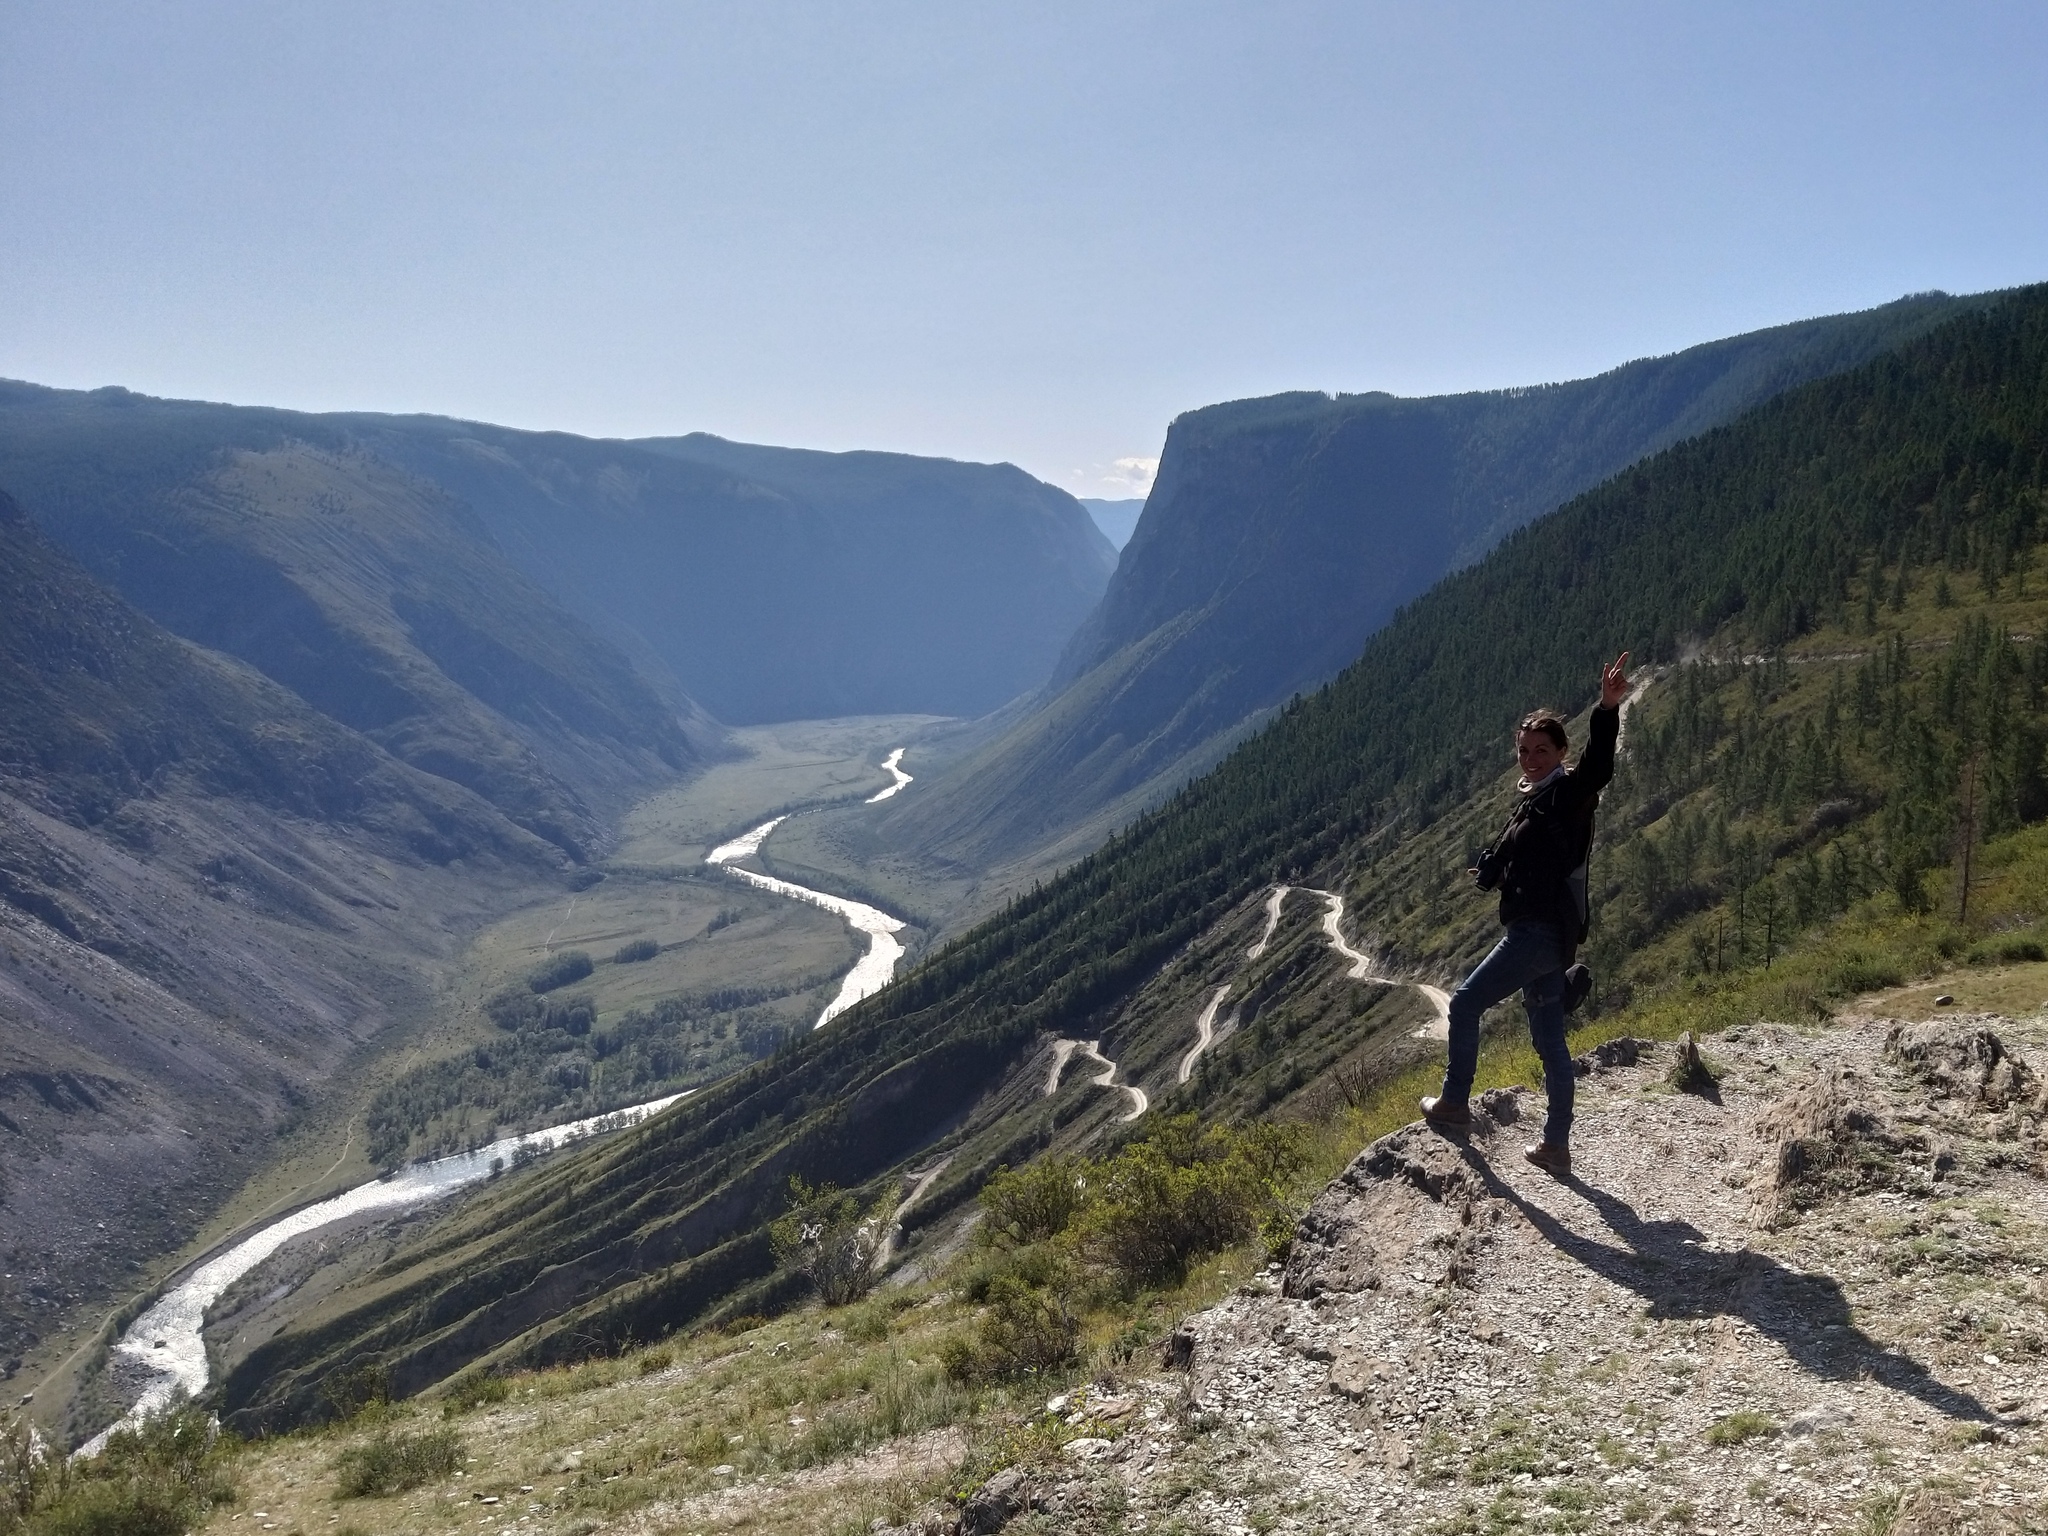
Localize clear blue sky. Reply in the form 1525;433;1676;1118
4;2;2045;499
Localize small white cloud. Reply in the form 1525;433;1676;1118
1108;456;1159;494
1071;456;1158;499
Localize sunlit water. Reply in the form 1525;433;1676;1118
84;749;916;1450
705;813;906;1028
866;747;913;802
81;1092;688;1453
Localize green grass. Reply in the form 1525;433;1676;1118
1704;1411;1779;1447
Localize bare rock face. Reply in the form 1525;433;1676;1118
1284;1090;1519;1301
959;1466;1033;1533
1326;1346;1392;1401
1573;1035;1650;1075
1750;1023;2048;1223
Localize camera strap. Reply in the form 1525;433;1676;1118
1482;776;1558;866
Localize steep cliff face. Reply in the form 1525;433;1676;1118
0;383;1117;737
0;395;712;857
892;290;1994;877
0;490;565;1385
368;425;1117;723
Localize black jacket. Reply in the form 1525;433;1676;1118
1493;703;1619;936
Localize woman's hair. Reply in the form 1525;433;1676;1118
1516;710;1568;751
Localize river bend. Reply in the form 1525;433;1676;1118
84;1092;688;1453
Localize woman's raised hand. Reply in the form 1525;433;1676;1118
1600;652;1631;709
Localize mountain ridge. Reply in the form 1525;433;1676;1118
889;289;2005;884
205;283;2048;1426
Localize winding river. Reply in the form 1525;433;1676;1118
701;743;914;1030
705;816;907;1029
867;747;914;802
85;746;917;1449
83;1091;688;1453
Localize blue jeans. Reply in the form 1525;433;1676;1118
1440;919;1574;1146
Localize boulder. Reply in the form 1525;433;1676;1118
961;1466;1032;1534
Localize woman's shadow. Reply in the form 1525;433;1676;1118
1466;1156;1993;1424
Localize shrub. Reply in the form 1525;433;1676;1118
23;1479;192;1536
979;1156;1087;1247
484;986;539;1031
939;1333;979;1383
1077;1142;1253;1287
842;1306;890;1345
333;1427;464;1499
2;1408;48;1526
636;1348;674;1376
440;1371;509;1415
1968;934;2047;965
970;1266;1082;1381
24;1402;237;1535
612;939;660;964
961;1241;1068;1304
768;1178;893;1306
1075;1115;1310;1289
1825;951;1905;996
548;997;595;1036
486;989;594;1035
320;1363;389;1421
527;951;593;994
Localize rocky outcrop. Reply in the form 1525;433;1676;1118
1039;1015;2048;1532
1285;1087;1520;1301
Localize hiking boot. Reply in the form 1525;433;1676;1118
1523;1141;1571;1178
1420;1095;1472;1129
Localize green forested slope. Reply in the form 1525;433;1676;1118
220;283;2048;1428
887;290;1995;877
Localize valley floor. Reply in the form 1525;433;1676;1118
200;991;2048;1536
25;714;969;1446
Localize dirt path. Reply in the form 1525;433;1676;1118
1299;887;1452;1040
1178;985;1234;1084
873;1155;953;1270
1247;885;1288;960
1046;1037;1147;1120
1045;1038;1080;1096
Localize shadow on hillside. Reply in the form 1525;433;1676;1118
1473;1163;1993;1423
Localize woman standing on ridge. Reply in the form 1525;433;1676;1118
1420;653;1631;1177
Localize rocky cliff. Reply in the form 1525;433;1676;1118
918;1012;2048;1534
889;290;1996;880
192;1008;2048;1535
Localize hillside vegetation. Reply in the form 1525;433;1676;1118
890;289;1997;880
0;411;708;857
211;284;2048;1427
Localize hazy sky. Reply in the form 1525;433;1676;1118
5;3;2046;500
